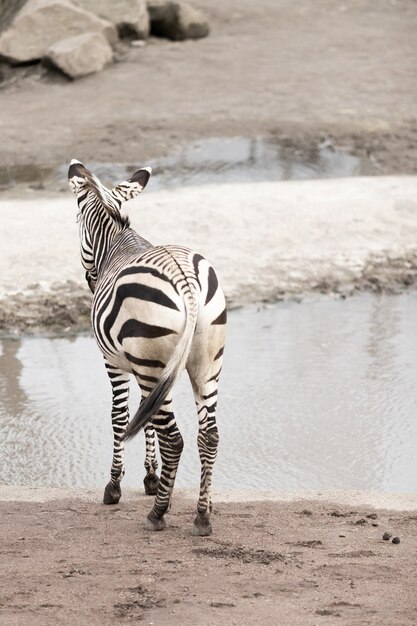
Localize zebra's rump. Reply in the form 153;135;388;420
92;245;226;370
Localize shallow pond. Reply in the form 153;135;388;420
1;293;417;493
0;136;375;191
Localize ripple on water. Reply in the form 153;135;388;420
1;293;417;492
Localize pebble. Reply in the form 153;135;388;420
383;532;392;541
392;536;400;544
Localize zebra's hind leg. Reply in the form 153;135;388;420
189;368;223;536
144;398;183;531
103;365;130;505
143;425;159;495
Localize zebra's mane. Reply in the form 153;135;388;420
82;171;131;229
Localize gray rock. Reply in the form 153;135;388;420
147;1;209;41
44;31;113;79
0;0;27;33
74;0;149;40
0;0;117;65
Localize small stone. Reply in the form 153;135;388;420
383;532;392;541
147;1;209;41
392;536;400;544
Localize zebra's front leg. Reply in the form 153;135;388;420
145;399;183;531
103;366;130;505
143;425;159;496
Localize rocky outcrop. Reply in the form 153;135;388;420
0;0;210;81
74;0;149;40
0;0;117;65
43;32;113;78
147;1;209;41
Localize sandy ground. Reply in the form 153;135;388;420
1;175;417;333
1;487;417;625
0;0;416;175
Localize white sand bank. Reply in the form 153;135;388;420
2;176;417;304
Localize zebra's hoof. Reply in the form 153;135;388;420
192;516;212;536
145;512;166;531
143;474;159;496
103;481;121;505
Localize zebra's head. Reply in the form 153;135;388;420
68;160;151;292
68;160;151;213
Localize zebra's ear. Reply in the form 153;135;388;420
68;159;91;194
111;167;152;203
68;159;112;210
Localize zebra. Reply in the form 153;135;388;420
68;160;227;536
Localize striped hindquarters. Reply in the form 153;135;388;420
91;245;226;437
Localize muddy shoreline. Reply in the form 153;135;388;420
1;487;417;625
0;126;416;193
2;267;417;337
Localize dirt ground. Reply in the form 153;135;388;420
1;491;417;626
0;0;416;174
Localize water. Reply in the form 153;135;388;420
1;293;417;493
0;136;375;191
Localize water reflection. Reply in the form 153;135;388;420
150;137;369;188
1;294;417;492
0;136;375;191
0;339;27;416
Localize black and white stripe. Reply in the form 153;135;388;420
69;160;226;535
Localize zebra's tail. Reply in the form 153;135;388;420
122;291;198;442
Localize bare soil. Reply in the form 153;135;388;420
0;0;416;175
1;493;417;625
